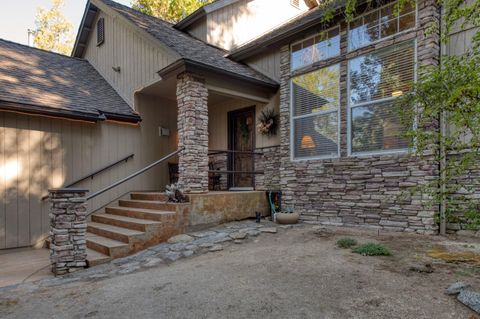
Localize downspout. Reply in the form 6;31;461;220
439;3;447;236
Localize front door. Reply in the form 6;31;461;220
228;106;255;189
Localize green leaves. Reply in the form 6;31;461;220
132;0;214;23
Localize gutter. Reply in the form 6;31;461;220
157;58;279;92
174;7;206;30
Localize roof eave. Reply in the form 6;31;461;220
0;100;103;122
174;7;206;30
158;59;279;92
72;0;99;58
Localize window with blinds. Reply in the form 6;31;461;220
291;64;340;159
291;27;340;71
348;41;415;154
97;18;105;46
348;2;416;51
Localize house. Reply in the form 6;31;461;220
0;0;475;257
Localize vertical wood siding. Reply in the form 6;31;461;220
208;94;280;151
245;49;282;82
83;11;179;108
0;96;177;249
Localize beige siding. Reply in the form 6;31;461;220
444;24;477;141
208;93;280;150
195;0;307;50
245;49;282;81
186;17;207;42
83;10;179;108
0;96;177;249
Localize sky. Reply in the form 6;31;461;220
0;0;132;45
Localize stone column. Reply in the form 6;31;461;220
176;72;209;193
49;188;88;275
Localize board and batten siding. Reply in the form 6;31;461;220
83;10;179;108
0;96;177;249
186;0;306;50
245;49;282;82
208;94;280;150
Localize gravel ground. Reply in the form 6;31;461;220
0;222;478;319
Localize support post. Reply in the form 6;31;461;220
49;188;88;275
176;72;209;193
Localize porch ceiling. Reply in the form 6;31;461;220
137;77;265;106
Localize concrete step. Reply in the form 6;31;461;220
86;233;130;258
91;213;163;232
118;199;176;211
130;192;167;201
87;222;145;243
106;206;176;222
86;248;111;267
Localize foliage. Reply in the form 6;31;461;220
352;243;392;256
165;183;187;203
33;0;73;55
132;0;214;23
336;238;358;249
257;108;279;136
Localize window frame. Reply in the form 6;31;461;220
290;25;341;72
347;1;418;52
346;39;418;157
290;63;342;161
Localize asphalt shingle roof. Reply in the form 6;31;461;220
98;0;277;87
0;38;140;122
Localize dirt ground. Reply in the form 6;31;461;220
1;224;479;319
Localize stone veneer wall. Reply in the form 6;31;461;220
49;188;88;275
176;72;209;193
278;0;441;234
254;145;281;191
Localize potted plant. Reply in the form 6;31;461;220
275;207;299;224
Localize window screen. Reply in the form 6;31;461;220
348;2;416;51
348;41;415;154
291;64;340;159
291;27;340;71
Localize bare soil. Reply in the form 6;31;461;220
1;224;480;319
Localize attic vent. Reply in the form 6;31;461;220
97;18;105;46
290;0;300;8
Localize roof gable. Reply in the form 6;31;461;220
75;0;278;90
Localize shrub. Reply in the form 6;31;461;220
336;238;357;249
352;243;392;256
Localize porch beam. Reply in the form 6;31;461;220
205;84;271;103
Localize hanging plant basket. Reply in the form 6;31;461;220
257;108;279;136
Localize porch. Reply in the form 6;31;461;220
137;68;281;194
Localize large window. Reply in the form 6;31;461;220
348;2;416;51
348;41;415;154
291;64;340;159
291;27;340;71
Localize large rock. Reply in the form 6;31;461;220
229;232;247;240
446;282;471;295
167;234;194;244
457;289;480;314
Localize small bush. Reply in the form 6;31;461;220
352;243;392;256
336;238;358;249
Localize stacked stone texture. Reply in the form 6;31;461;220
49;189;88;275
277;0;441;234
254;146;281;191
176;72;209;193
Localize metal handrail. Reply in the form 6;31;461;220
86;148;182;206
41;153;134;200
208;149;264;156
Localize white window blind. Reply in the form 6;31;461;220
348;2;416;51
348;41;415;154
291;64;340;159
291;27;340;71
